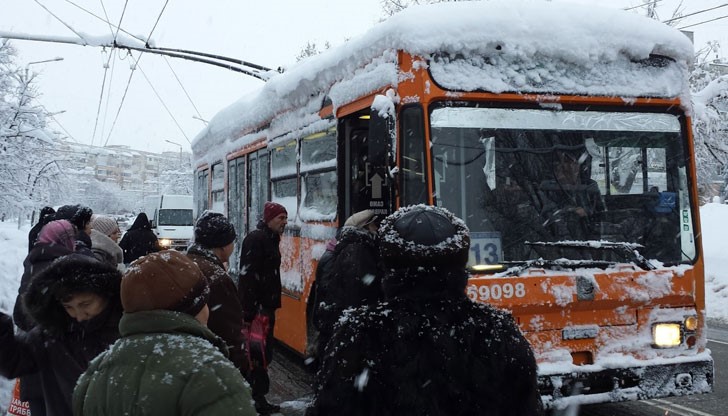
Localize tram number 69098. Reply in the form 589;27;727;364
467;283;526;302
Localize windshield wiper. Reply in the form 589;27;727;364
500;257;617;277
524;240;655;271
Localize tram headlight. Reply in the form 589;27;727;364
159;238;172;248
684;316;699;332
652;323;682;347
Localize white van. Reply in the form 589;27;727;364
144;194;194;250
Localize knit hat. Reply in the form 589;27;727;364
379;205;470;269
91;215;120;237
24;253;121;334
344;210;381;229
55;204;93;230
37;220;77;251
121;250;209;317
194;211;236;248
263;201;287;223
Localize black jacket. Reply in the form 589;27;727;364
314;227;383;337
238;221;282;320
1;255;122;416
118;213;159;263
27;208;55;252
308;266;543;416
187;244;248;376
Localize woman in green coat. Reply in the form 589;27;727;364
73;251;255;416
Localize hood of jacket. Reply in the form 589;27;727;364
129;213;152;231
119;309;229;357
90;229;123;264
24;254;122;335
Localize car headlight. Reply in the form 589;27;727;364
159;238;172;248
652;323;682;348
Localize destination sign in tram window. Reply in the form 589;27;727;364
468;231;503;267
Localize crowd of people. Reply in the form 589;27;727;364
1;201;542;416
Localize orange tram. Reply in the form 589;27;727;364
192;2;713;409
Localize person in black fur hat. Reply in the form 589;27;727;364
55;204;95;257
307;205;543;416
0;254;122;416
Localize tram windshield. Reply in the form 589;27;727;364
427;105;696;268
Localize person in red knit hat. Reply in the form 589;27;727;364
238;201;288;414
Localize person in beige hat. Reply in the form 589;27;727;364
73;251;255;416
90;215;123;269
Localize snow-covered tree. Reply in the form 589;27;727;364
296;41;332;62
0;40;65;222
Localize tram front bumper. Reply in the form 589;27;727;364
539;357;714;410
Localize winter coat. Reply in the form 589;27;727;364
90;229;123;267
314;227;383;338
187;243;248;376
13;242;74;331
118;213;159;264
308;266;543;416
312;238;337;333
0;255;122;416
73;310;256;416
74;231;95;258
28;208;56;252
238;221;282;320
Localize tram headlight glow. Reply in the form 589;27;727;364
684;316;699;332
652;323;682;347
159;238;172;248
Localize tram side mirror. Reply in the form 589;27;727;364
369;108;394;167
367;106;395;215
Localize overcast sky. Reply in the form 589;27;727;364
1;0;726;154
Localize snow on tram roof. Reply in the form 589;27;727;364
193;0;693;161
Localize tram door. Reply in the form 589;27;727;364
339;114;371;222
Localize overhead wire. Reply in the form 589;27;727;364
147;0;169;43
162;56;205;122
624;0;664;12
96;0;129;146
663;4;728;24
100;48;118;143
102;51;139;147
90;47;113;146
39;104;78;143
64;0;148;44
32;0;89;43
678;13;728;29
131;55;191;144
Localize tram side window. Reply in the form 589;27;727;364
271;140;298;218
249;150;270;227
228;157;246;236
210;162;225;213
195;169;209;217
301;128;337;221
400;106;428;206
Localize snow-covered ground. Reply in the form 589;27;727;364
1;203;727;411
